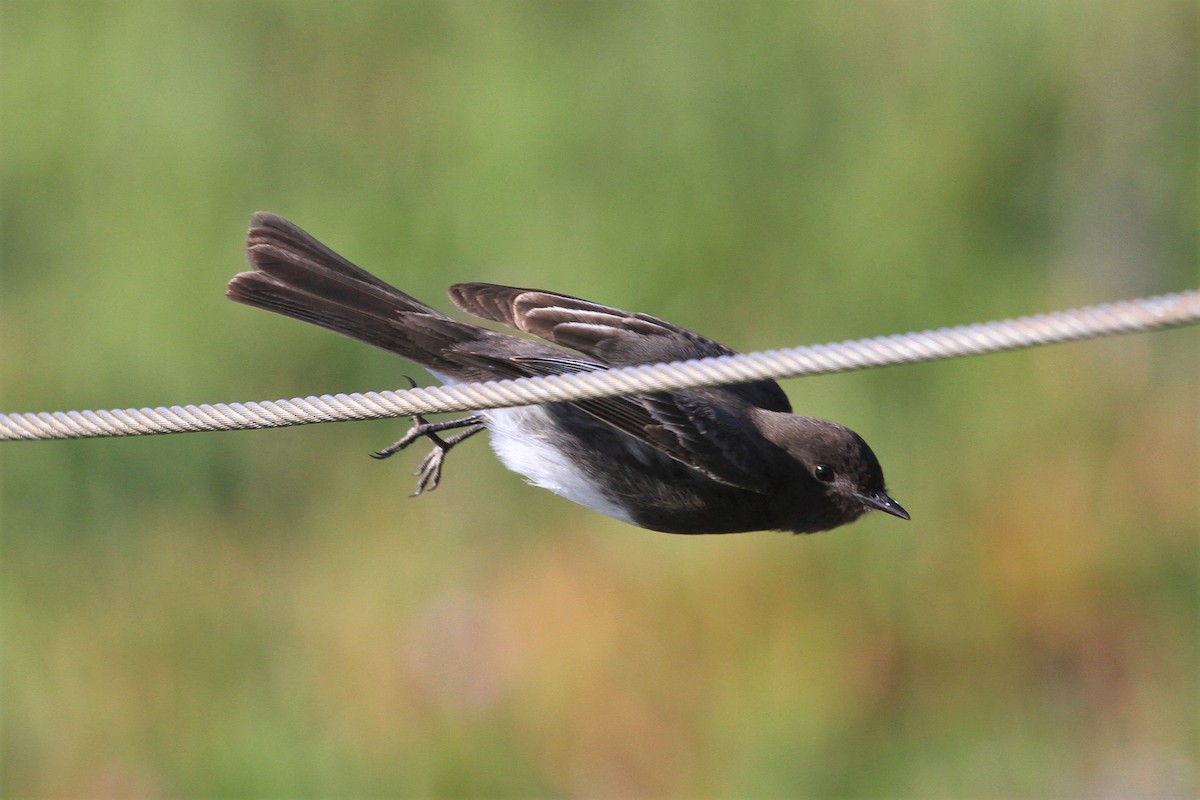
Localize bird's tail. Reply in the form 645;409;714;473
227;212;485;373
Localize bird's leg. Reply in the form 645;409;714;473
410;420;486;495
371;413;486;495
371;414;486;460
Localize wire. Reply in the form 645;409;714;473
2;289;1197;441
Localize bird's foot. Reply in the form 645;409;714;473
372;413;486;495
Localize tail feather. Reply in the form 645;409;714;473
246;212;424;300
227;213;484;372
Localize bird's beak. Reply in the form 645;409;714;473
856;491;910;521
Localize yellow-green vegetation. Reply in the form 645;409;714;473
2;2;1195;796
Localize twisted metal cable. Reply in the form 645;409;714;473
2;289;1197;442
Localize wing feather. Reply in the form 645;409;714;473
448;283;792;413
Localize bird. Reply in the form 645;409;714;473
227;212;909;534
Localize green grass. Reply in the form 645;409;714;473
2;1;1196;796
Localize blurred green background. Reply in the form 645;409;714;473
2;2;1196;797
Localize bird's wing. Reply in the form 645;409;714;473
447;347;774;492
448;283;792;413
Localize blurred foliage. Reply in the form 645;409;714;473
1;1;1196;797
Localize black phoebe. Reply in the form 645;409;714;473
227;213;908;534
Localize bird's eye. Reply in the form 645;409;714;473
814;464;835;483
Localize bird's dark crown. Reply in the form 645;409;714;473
753;411;897;533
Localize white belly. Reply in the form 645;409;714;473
481;406;633;524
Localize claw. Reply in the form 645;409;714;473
370;410;486;495
409;423;487;495
370;415;431;460
414;447;447;495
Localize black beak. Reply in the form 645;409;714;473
856;491;910;521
